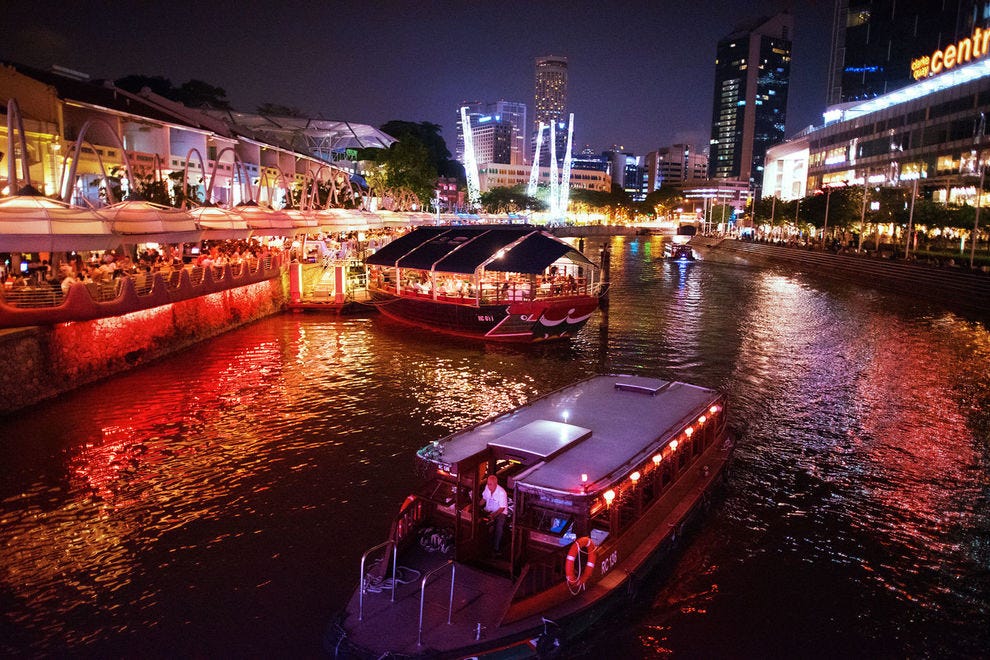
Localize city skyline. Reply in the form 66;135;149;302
0;1;833;157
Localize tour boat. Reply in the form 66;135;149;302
664;224;698;261
330;374;734;658
364;225;601;342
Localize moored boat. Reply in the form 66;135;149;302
364;225;601;342
331;374;735;658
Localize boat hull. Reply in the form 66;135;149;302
370;290;598;342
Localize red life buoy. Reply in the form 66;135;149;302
564;537;598;589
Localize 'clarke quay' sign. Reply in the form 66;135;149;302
912;26;990;80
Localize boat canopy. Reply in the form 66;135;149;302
421;375;722;496
365;225;594;275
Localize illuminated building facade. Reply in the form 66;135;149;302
477;163;609;194
646;144;709;191
570;149;610;174
826;0;985;105
456;100;528;166
709;13;793;191
766;53;990;206
0;61;386;209
534;56;568;166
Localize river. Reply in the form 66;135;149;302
1;235;987;658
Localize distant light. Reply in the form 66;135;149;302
581;473;588;482
653;453;662;465
670;439;679;450
698;415;707;424
603;489;616;505
710;405;719;414
630;471;640;483
685;427;694;437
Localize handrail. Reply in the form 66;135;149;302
418;560;456;647
358;540;398;621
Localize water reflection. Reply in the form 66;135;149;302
0;236;987;657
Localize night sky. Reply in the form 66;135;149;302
1;0;835;157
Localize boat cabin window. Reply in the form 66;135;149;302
524;505;574;538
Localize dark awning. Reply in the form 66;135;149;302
365;226;452;266
489;232;595;273
365;225;595;275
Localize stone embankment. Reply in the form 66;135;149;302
708;238;990;318
0;277;286;416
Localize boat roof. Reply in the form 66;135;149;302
427;375;721;496
365;225;595;274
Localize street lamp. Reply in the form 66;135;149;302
904;176;919;259
821;185;833;250
858;171;870;253
971;112;985;269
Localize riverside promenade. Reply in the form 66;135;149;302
704;237;990;319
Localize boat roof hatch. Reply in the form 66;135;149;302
488;420;592;462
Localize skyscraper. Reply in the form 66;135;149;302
826;0;985;105
456;100;528;166
708;13;793;191
534;55;568;166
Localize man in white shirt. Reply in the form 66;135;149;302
481;474;508;555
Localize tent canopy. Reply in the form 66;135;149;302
365;225;595;275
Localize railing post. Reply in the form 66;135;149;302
418;560;456;647
358;540;398;622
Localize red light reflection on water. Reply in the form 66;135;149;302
850;315;988;591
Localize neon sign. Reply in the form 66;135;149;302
912;27;990;80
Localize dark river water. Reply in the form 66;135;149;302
1;236;988;658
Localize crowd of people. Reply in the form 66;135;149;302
1;239;284;299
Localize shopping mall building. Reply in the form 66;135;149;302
764;35;990;205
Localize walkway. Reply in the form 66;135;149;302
712;239;990;318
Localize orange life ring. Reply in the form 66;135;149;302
564;536;598;588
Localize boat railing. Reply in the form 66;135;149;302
418;560;456;647
358;540;398;621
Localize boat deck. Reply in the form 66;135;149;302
340;545;518;656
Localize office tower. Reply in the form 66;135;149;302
534;55;568;166
647;144;709;191
826;0;984;105
488;100;528;165
708;12;793;191
456;101;528;166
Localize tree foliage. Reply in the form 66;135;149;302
570;184;635;221
479;186;544;213
641;187;685;219
380;121;462;181
370;138;438;207
114;75;230;109
256;103;305;117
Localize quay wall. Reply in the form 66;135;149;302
712;239;990;318
553;225;639;237
0;277;287;416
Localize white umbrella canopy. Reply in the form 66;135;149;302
188;205;251;240
235;202;295;235
100;200;202;244
282;208;319;236
0;194;117;252
314;207;375;232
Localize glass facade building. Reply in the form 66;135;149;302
826;0;988;105
709;13;793;191
534;56;569;167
